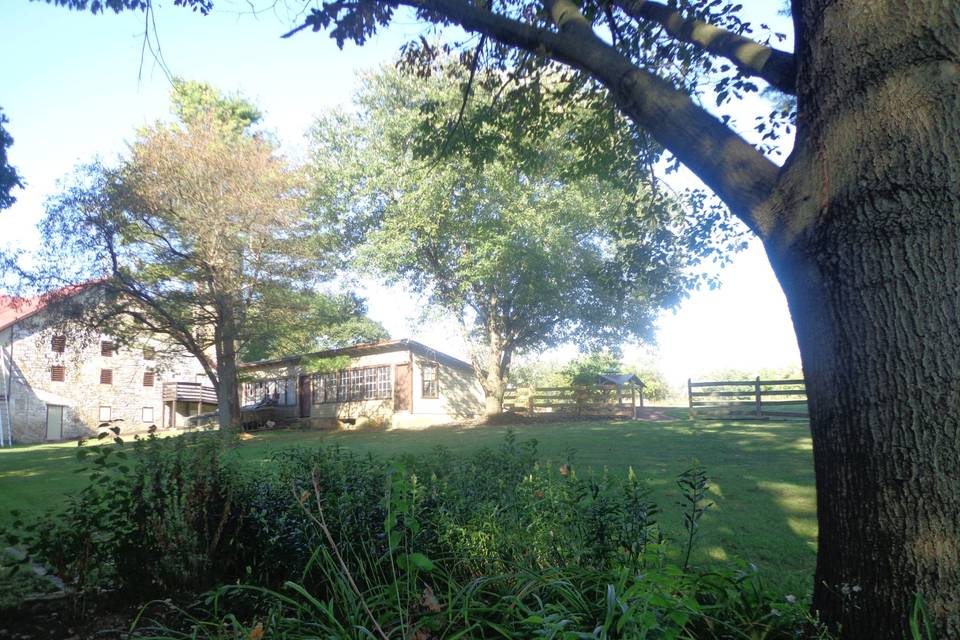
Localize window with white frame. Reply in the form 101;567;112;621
142;407;154;423
312;366;391;404
422;363;439;398
98;406;112;423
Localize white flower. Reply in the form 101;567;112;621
784;594;797;604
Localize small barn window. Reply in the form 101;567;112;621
100;369;113;385
142;407;154;423
143;369;155;387
98;406;112;422
51;335;66;353
50;365;65;382
143;346;156;360
101;341;114;357
422;363;439;398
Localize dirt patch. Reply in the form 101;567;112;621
632;408;681;422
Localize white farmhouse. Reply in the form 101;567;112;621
239;339;486;429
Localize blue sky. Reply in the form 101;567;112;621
0;0;800;384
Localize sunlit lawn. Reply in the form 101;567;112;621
0;411;816;594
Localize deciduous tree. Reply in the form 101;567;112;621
310;66;700;414
240;288;388;362
25;80;327;432
298;3;960;634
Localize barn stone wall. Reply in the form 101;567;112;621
2;314;206;443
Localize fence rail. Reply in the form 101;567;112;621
687;377;807;419
503;383;643;418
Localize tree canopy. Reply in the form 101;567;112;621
24;79;331;431
310;65;704;412
0;107;23;210
240;288;388;363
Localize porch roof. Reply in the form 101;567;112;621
239;339;475;373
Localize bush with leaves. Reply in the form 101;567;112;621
4;430;829;637
2;429;247;606
127;436;826;639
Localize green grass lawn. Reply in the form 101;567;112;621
0;411;816;595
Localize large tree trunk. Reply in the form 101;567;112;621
480;326;511;417
215;351;242;433
214;304;243;433
767;2;960;634
770;234;960;638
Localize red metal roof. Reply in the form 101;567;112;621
0;283;96;332
0;295;48;332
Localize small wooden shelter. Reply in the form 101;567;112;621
597;372;645;409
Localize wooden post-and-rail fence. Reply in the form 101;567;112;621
687;377;807;419
504;384;643;419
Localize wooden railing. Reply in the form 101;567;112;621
503;384;642;418
687;377;807;418
162;381;218;405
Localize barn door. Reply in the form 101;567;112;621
394;363;411;411
45;405;63;441
299;375;311;418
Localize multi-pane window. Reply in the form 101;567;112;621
242;378;293;406
143;369;155;387
422;363;439;398
50;365;65;382
312;366;391;404
98;406;112;423
142;407;154;423
101;340;114;357
100;369;113;385
376;366;391;398
313;372;337;405
51;335;66;353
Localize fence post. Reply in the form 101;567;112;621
688;378;695;419
527;386;535;416
755;376;762;417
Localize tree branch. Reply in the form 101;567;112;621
400;0;781;234
612;0;796;94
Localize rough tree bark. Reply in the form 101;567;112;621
764;2;960;635
480;324;511;417
213;302;243;433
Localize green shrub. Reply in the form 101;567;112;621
130;462;826;639
2;429;248;604
4;430;828;637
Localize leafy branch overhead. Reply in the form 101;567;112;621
0;107;24;210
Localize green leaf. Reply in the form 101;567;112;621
404;552;434;572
